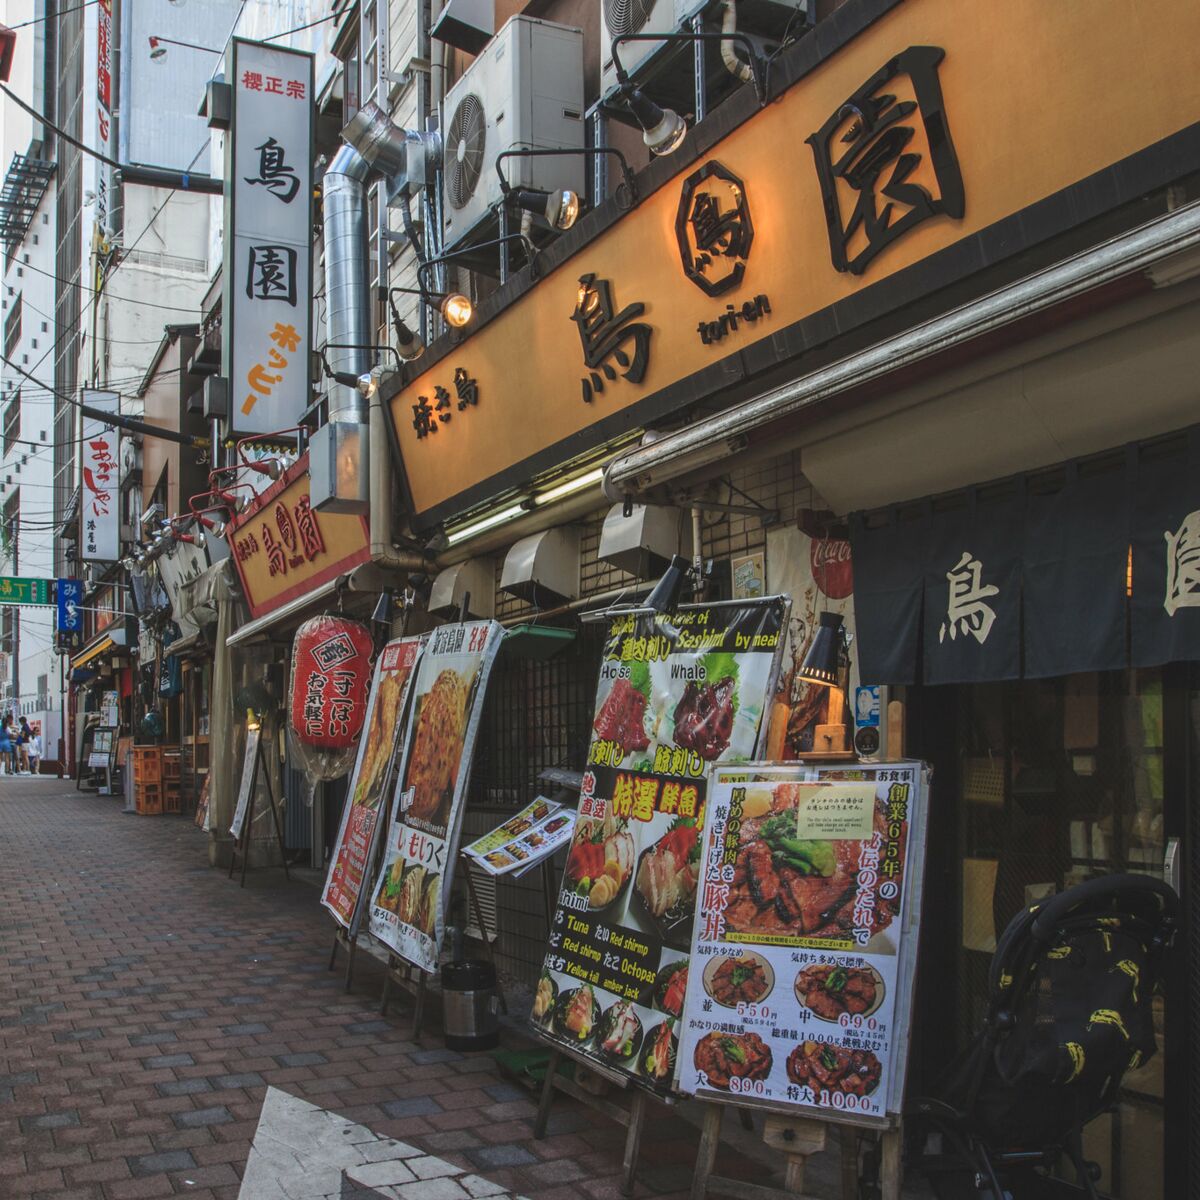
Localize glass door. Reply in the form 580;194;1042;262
950;671;1171;1198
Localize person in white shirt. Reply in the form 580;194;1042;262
26;731;41;775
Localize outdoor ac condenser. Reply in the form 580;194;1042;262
441;15;585;254
600;0;810;104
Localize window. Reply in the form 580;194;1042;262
3;388;20;454
40;321;47;332
4;295;21;356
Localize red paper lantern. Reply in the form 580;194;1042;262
289;616;373;750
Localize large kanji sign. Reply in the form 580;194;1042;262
224;38;314;435
225;456;370;618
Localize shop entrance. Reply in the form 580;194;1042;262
909;669;1186;1198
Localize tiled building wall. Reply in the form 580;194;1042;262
464;450;817;987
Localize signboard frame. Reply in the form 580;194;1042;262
223;37;315;436
80;390;120;562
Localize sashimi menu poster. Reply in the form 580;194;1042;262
367;621;504;972
676;763;928;1125
322;636;423;930
531;599;787;1096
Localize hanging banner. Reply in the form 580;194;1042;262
322;636;423;930
765;525;859;759
224;38;314;435
230;727;262;840
367;621;505;972
676;762;929;1125
530;599;787;1096
81;391;120;562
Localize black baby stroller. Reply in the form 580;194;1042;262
908;873;1177;1199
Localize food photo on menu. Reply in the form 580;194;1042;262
676;765;924;1120
530;601;789;1096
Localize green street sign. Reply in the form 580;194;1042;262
0;577;53;606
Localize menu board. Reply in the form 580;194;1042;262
88;728;116;770
229;727;261;840
676;762;927;1125
462;797;576;876
367;621;504;972
322;636;423;929
530;599;787;1096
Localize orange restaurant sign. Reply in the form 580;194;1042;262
388;0;1200;524
225;456;371;619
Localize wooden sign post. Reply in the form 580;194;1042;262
227;726;288;887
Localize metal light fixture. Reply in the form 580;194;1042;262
371;589;394;628
495;147;638;214
798;612;845;687
515;188;580;231
386;292;425;363
625;87;688;156
646;554;692;614
440;292;474;328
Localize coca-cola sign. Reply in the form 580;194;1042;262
809;537;853;600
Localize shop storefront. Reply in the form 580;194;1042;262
366;0;1197;1192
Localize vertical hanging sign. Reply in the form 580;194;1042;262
224;39;314;435
95;0;114;226
80;390;119;562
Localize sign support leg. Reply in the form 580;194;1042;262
380;953;396;1015
461;853;507;1015
258;739;289;881
532;1049;562;1138
880;1128;901;1200
620;1088;646;1197
690;1104;722;1200
328;931;341;970
412;970;427;1038
343;934;358;992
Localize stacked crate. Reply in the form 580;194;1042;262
132;747;163;815
162;749;182;813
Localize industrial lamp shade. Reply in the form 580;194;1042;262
798;611;844;687
646;554;690;614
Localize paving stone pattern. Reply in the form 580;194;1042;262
0;781;791;1200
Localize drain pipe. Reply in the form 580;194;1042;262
719;1;754;85
336;104;437;573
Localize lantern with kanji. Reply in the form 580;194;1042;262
287;615;373;779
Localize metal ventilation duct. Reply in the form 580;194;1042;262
500;528;580;607
597;502;680;579
429;559;496;619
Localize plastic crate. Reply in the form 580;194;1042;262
132;747;162;783
162;753;181;781
136;787;163;816
163;791;181;815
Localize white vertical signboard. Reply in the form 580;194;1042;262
225;39;314;435
81;390;120;562
96;0;114;226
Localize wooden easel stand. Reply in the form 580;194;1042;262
228;738;289;887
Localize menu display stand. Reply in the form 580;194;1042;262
227;731;289;887
377;854;508;1035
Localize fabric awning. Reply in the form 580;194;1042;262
849;424;1200;685
71;636;116;671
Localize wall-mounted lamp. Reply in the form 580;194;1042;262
646;554;693;614
147;34;221;62
495;147;639;221
235;427;308;480
391;284;474;332
798;612;846;687
384;291;426;363
610;31;767;154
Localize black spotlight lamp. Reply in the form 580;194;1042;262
798;612;845;687
512;187;580;231
623;85;688;156
646;554;692;615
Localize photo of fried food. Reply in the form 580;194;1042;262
396;864;426;925
795;964;884;1021
351;667;410;809
703;952;774;1008
693;1031;772;1090
404;668;471;828
725;784;903;941
786;1041;881;1097
375;857;406;914
417;873;439;936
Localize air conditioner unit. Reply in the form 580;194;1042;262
600;0;677;101
602;0;809;105
441;16;585;254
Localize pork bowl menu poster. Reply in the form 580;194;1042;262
322;636;423;930
530;599;788;1096
367;621;504;972
677;762;928;1125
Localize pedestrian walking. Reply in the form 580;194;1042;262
18;718;33;774
26;727;41;775
0;718;13;776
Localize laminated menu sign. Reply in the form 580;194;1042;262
367;621;504;972
322;636;423;930
462;797;576;877
676;763;927;1124
530;599;788;1096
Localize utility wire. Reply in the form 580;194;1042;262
8;0;99;28
16;258;208;315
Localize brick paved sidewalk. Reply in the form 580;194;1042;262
0;781;860;1200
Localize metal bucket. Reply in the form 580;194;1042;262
441;960;499;1051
